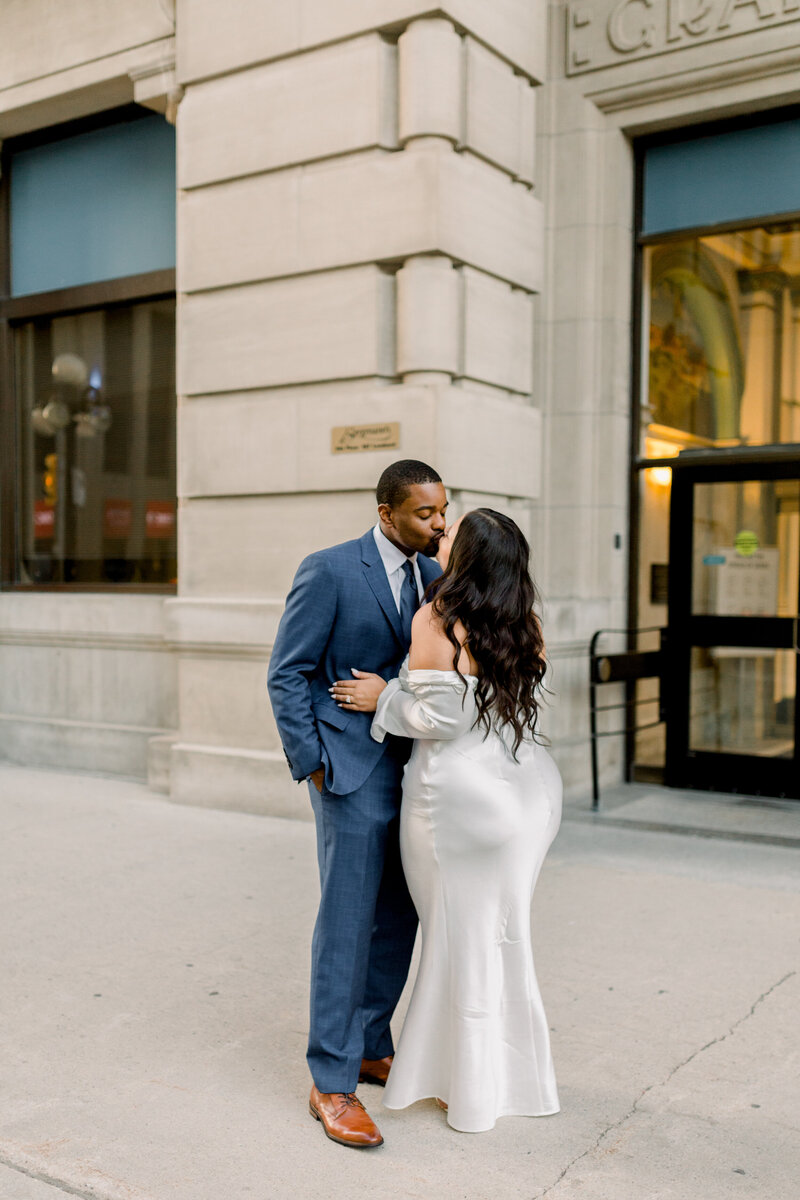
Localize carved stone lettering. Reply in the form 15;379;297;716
718;0;777;28
566;0;800;73
608;0;656;52
667;0;713;40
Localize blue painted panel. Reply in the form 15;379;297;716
643;119;800;236
11;114;176;296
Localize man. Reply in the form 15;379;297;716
267;460;448;1149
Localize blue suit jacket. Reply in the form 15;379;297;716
267;530;442;796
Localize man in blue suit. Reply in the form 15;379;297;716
267;460;447;1149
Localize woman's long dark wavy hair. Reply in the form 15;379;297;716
427;508;546;756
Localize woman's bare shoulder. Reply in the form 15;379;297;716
409;604;459;671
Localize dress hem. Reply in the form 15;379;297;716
383;1097;561;1133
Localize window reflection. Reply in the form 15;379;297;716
692;480;799;619
643;223;800;452
690;647;795;759
15;298;177;585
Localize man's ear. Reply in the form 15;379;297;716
377;502;394;528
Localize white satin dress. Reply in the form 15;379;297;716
371;660;562;1133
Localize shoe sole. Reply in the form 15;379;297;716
357;1072;388;1087
309;1103;384;1149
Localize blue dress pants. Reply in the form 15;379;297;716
307;749;418;1094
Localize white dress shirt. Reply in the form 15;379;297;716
373;523;424;612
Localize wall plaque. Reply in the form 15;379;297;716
331;422;400;454
567;0;800;76
650;562;669;605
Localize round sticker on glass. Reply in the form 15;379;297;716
734;529;759;557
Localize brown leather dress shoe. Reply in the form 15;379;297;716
309;1086;384;1149
358;1055;393;1087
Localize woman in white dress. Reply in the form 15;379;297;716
331;509;561;1133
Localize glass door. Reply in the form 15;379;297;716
665;457;800;798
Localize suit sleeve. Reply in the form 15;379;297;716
267;553;337;782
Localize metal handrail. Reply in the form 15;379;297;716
589;626;666;811
594;696;662;714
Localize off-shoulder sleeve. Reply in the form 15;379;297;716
371;672;476;743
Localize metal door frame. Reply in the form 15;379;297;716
664;446;800;799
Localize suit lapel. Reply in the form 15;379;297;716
360;530;405;646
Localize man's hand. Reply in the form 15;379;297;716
330;669;387;714
309;767;325;793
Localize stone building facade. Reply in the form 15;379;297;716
1;1;799;812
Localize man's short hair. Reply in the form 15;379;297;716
376;460;442;509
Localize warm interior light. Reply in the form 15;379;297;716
647;466;673;487
644;437;681;460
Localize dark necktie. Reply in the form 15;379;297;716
399;559;419;645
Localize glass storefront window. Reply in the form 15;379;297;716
633;117;800;784
634;223;800;773
689;646;795;759
1;108;176;590
642;224;800;454
14;298;177;585
692;479;799;619
10;112;175;297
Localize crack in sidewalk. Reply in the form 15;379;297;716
535;970;796;1198
0;1147;158;1200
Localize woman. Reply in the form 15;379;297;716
330;509;561;1133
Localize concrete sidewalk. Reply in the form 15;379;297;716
1;763;798;1200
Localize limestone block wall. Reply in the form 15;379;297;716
177;0;547;84
0;0;173;86
0;0;177;135
172;3;549;813
0;595;177;778
533;79;632;796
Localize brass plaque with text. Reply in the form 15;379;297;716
331;422;400;454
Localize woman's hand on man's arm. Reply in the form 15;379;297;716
330;669;387;713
